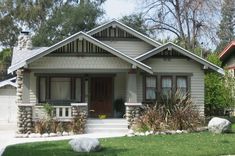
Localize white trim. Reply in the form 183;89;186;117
87;20;162;47
135;42;225;75
125;102;142;106
0;77;17;88
71;103;88;106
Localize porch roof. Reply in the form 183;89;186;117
8;32;153;74
135;42;224;75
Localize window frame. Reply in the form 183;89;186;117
176;76;188;94
161;76;173;98
37;76;83;104
144;76;157;101
143;74;191;102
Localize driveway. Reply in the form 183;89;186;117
0;123;126;156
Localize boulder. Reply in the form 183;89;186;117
208;117;232;134
69;138;101;152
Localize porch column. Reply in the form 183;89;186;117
125;69;142;129
126;69;137;103
16;69;33;134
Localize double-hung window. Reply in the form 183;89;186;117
145;76;157;100
176;76;187;95
161;76;172;98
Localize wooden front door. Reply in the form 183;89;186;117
90;77;113;118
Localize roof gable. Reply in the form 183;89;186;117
8;32;153;74
136;42;224;75
0;77;16;88
219;41;235;61
87;20;161;47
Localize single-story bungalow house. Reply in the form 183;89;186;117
8;20;223;133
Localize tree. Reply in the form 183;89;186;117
205;53;235;116
140;0;221;51
0;0;105;48
120;13;153;36
0;48;12;80
32;1;104;46
216;0;235;52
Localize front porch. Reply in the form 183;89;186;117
16;69;142;134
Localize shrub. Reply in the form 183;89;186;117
134;91;202;132
34;103;59;134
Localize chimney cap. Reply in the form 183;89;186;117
21;30;30;35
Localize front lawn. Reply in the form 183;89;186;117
3;125;235;156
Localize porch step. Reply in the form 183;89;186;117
86;119;128;134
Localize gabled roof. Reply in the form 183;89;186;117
219;41;235;61
135;42;224;75
8;32;153;74
87;19;161;47
0;77;16;88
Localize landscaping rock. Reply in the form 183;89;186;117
42;133;49;137
176;130;183;134
49;133;57;137
69;138;101;152
208;117;232;134
62;131;69;136
29;133;41;138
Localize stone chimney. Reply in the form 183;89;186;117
17;31;32;50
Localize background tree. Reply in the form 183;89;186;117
205;53;235;116
216;0;235;53
120;13;153;36
139;0;221;52
32;1;104;46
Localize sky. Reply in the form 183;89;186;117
102;0;137;20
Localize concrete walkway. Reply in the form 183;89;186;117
0;124;126;156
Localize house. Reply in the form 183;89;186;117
219;41;235;76
219;41;235;116
0;77;17;124
8;20;223;133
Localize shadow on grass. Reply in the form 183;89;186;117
3;142;129;156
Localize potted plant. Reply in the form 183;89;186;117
114;98;125;118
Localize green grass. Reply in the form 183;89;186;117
3;126;235;156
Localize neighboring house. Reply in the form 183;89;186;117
219;41;235;116
0;77;17;124
8;20;223;133
219;41;235;76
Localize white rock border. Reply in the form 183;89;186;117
15;131;74;138
126;127;208;137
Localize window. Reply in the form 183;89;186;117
161;76;172;98
38;76;82;103
144;74;190;101
50;78;71;100
176;77;187;95
75;78;82;101
145;76;157;100
39;77;46;102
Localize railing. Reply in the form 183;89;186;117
33;105;72;121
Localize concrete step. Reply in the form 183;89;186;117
86;119;128;134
